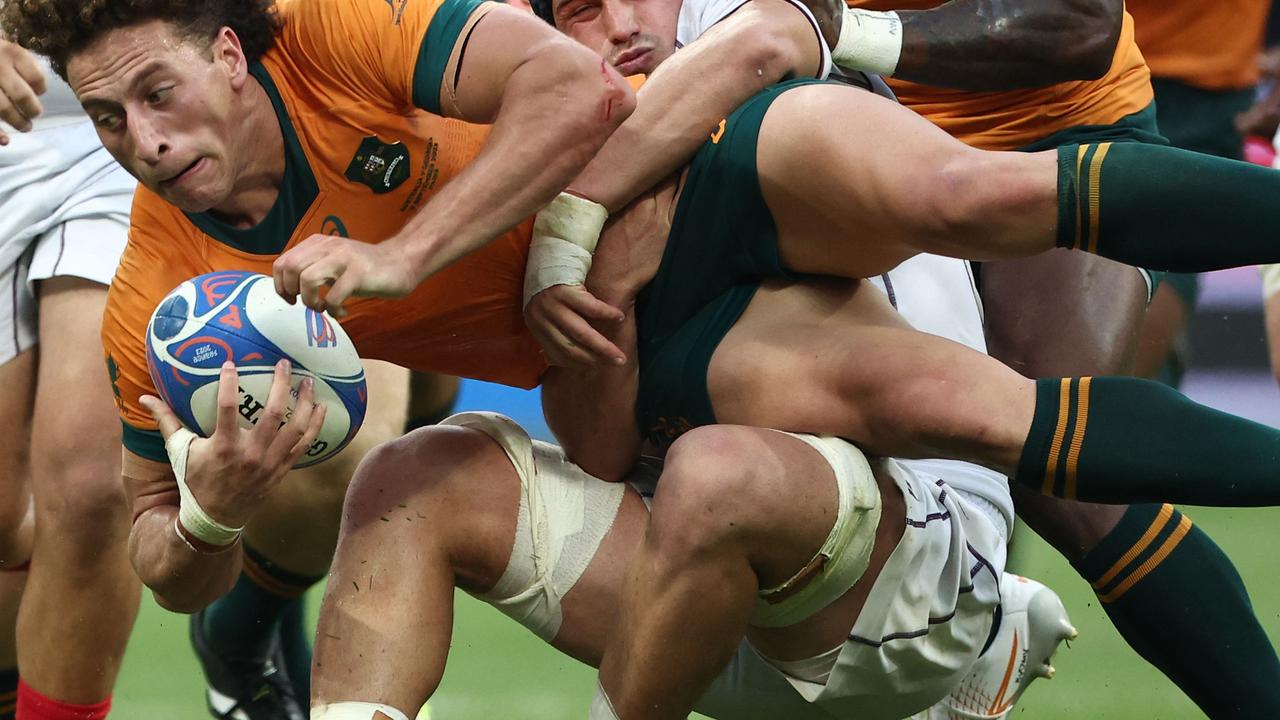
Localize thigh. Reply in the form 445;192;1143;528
707;279;1034;471
981;249;1148;376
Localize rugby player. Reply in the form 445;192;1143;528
2;0;634;717
304;209;1094;719
523;0;1280;713
0;39;140;720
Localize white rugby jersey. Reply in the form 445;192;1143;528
676;0;834;79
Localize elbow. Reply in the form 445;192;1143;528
549;41;636;135
1060;0;1123;79
735;16;816;83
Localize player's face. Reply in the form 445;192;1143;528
67;20;247;214
553;0;681;76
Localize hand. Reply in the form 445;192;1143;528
273;234;418;317
0;39;46;145
139;360;326;529
524;284;626;366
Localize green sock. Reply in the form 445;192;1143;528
1015;377;1280;505
1073;503;1280;718
1056;142;1280;271
279;595;312;699
0;668;15;720
204;544;323;662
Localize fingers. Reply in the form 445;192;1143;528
554;310;626;364
139;394;185;439
323;271;359;318
274;236;330;304
266;376;318;467
248;359;294;452
564;286;625;324
285;402;327;468
0;47;43;132
213;361;242;445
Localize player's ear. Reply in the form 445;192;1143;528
211;26;250;90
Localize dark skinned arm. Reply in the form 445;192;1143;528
807;0;1124;91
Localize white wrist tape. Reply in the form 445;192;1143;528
166;428;243;548
311;702;411;720
523;193;608;307
834;8;903;77
1261;264;1280;298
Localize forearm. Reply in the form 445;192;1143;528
129;506;241;613
892;0;1123;89
394;40;632;283
568;0;821;213
542;316;641;481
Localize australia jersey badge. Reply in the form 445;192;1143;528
345;136;410;194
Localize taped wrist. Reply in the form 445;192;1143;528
833;8;902;76
166;428;243;548
523;192;608;308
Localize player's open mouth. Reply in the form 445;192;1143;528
162;157;205;187
613;47;652;76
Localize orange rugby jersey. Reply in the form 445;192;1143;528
1129;0;1270;91
104;0;544;461
848;0;1154;150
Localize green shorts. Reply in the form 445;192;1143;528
634;79;825;444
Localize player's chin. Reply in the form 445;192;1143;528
157;183;224;215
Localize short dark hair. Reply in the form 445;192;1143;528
2;0;281;79
529;0;556;25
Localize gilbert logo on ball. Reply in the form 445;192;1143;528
145;271;367;468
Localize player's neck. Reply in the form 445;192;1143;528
207;77;286;229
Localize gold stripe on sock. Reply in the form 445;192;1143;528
1100;514;1192;603
1074;146;1087;250
1086;143;1112;255
1091;504;1175;591
1042;378;1073;495
0;690;14;700
1063;377;1092;501
241;554;302;599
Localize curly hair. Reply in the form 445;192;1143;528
2;0;281;79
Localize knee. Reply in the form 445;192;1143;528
342;425;488;531
33;455;129;540
923;152;1045;247
650;428;770;556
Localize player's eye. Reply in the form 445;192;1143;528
94;113;122;131
146;86;173;105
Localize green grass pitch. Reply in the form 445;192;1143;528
109;505;1279;719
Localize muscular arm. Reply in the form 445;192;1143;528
566;0;821;213
123;450;241;613
387;6;633;283
892;0;1124;89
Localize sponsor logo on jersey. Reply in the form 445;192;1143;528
384;0;409;25
345;136;411;194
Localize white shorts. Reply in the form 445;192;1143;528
698;456;1007;720
0;119;134;366
456;413;1007;720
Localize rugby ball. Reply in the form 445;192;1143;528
145;271;367;468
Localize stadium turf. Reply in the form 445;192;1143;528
109;382;1276;719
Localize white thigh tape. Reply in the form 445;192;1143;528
166;428;243;547
310;702;411;720
752;433;882;628
442;412;626;642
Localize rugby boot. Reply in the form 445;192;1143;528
925;573;1077;719
190;609;305;720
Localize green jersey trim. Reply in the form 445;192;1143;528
413;0;487;115
185;62;319;255
122;422;168;464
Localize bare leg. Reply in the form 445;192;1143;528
312;425;649;712
599;426;903;720
753;84;1060;279
708;279;1035;471
18;278;138;702
0;347;33;677
981;252;1145;557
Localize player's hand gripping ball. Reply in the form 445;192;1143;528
145;271;367;467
